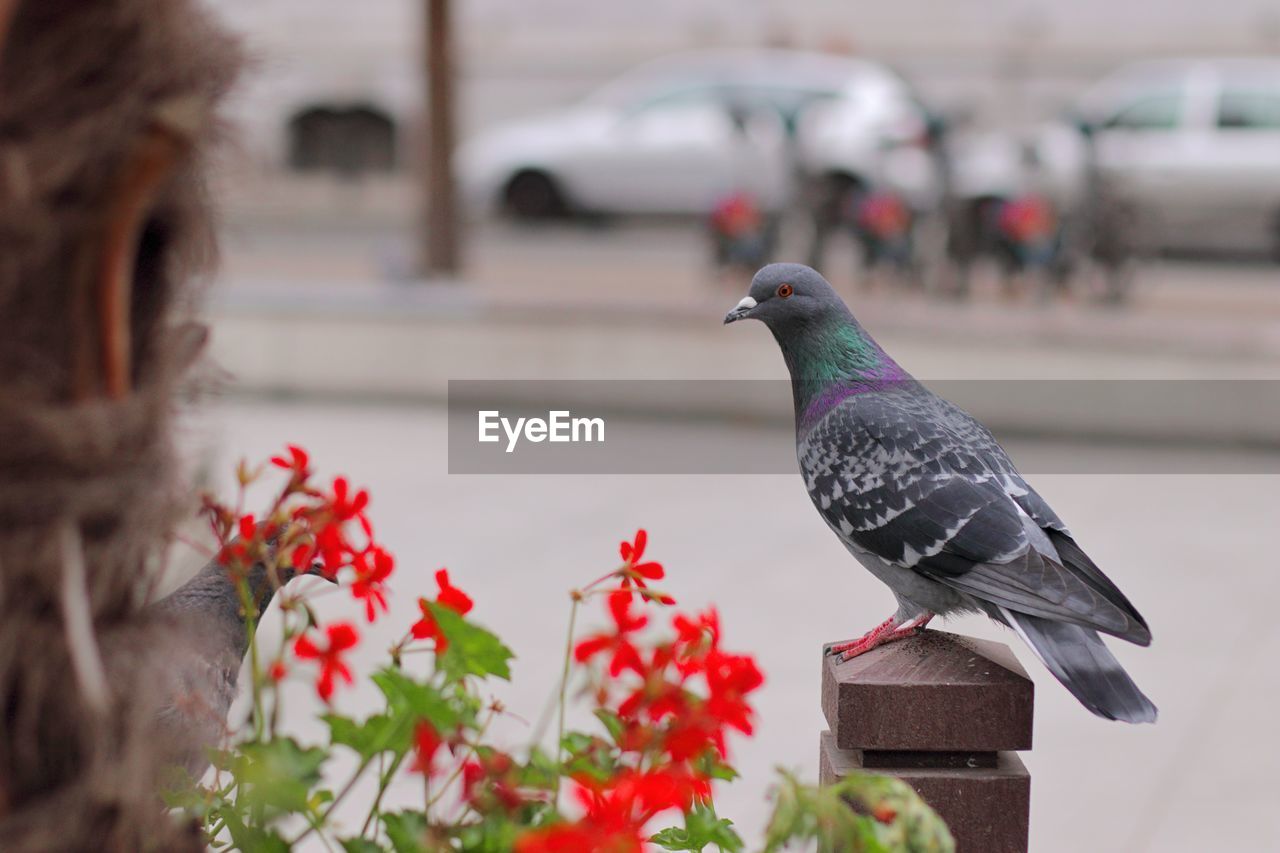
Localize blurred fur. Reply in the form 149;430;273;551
0;1;239;849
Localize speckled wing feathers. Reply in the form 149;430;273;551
798;385;1150;644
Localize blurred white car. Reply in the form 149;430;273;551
457;50;938;219
1072;58;1280;255
944;124;1088;210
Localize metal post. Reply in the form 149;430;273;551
423;0;459;276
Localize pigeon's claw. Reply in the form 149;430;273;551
826;616;896;658
827;612;934;662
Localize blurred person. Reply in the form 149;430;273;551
802;106;946;294
994;190;1066;300
991;140;1072;301
941;131;1074;302
1068;120;1139;305
848;188;916;288
708;100;781;284
709;190;774;282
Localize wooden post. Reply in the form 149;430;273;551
820;630;1033;852
422;0;459;276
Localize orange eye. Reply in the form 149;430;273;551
777;283;794;298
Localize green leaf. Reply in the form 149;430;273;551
428;603;514;681
206;746;236;772
455;814;527;852
372;668;461;730
160;777;210;813
593;708;625;745
520;746;560;791
762;769;953;853
693;751;740;783
560;731;617;782
840;774;955;853
219;807;291;852
651;803;744;852
232;738;327;816
382;810;430;853
324;711;410;760
340;839;386;853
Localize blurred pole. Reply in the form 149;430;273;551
422;0;460;276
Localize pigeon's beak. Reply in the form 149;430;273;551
303;563;339;585
723;295;757;325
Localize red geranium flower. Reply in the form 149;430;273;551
703;650;764;738
573;767;700;829
515;769;695;853
293;622;359;702
618;529;673;604
410;569;474;652
515;824;642;853
873;802;899;824
269;444;310;477
411;720;443;776
434;569;473;614
673;608;720;652
217;540;247;566
461;751;525;812
215;513;261;566
351;545;395;622
329;476;372;538
314;521;351;578
574;591;648;677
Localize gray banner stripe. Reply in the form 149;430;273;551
447;380;1280;475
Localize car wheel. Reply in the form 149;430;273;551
504;170;567;220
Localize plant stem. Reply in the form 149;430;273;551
582;563;627;592
290;675;412;847
303;811;337;853
360;750;406;838
553;593;580;807
289;754;376;847
426;707;496;809
236;579;265;739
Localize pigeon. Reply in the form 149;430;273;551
143;549;329;778
724;263;1156;723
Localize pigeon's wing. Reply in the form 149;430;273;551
153;652;237;779
799;387;1149;643
973;448;1149;640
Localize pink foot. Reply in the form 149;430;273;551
826;613;934;662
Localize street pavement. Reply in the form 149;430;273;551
218;218;1280;322
214;217;1280;372
185;398;1280;853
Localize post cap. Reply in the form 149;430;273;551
822;630;1034;752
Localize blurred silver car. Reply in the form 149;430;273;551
1074;58;1280;255
457;49;936;219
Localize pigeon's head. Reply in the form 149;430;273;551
295;562;339;584
242;560;337;621
722;263;847;331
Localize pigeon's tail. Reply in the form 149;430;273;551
1001;607;1158;724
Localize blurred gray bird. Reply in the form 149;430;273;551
144;550;328;778
724;263;1156;723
